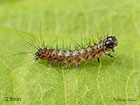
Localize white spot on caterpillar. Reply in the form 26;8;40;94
80;49;87;54
58;50;65;56
65;51;72;57
108;38;112;40
73;51;79;56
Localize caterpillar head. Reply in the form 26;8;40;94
104;36;118;49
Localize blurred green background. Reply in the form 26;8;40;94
0;0;140;105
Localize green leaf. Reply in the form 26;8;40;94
0;0;140;105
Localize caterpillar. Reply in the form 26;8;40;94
34;35;118;70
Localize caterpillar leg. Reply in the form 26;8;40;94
97;57;100;63
50;62;53;67
76;64;80;70
58;63;61;69
75;56;81;70
35;57;39;62
107;53;114;58
112;49;115;52
66;64;71;70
